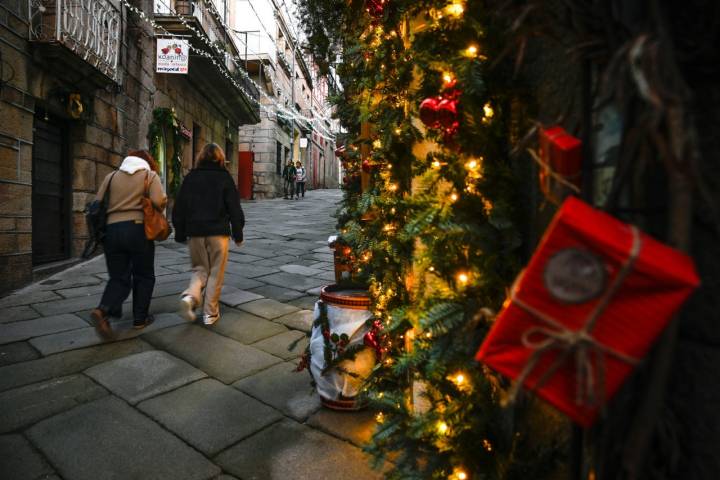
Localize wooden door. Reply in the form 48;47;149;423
238;151;253;200
32;115;69;265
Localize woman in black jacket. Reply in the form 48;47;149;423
172;143;244;325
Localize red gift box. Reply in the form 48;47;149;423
538;127;582;202
476;196;700;426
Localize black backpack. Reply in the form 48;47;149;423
81;172;116;258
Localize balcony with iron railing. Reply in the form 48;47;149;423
28;0;122;85
154;0;260;124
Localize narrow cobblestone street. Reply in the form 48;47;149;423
0;189;381;480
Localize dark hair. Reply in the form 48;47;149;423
196;143;226;166
128;149;159;172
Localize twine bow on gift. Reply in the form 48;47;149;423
504;226;643;408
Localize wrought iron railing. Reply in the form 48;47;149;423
28;0;121;83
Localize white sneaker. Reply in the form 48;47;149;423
179;295;196;322
203;314;219;325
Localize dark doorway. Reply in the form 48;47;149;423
276;141;282;174
32;114;70;265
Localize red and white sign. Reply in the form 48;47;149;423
156;39;189;74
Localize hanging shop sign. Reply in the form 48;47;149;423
299;137;309;149
156;39;189;74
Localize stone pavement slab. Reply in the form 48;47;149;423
152;280;192;298
0;341;39;366
279;264;324;276
210;309;287;344
2;305;40;323
254;255;299;267
227;252;264;263
273;247;308;257
307;409;377;447
0;374;107;433
304;253;335;263
143;324;282;384
234;246;276;258
224;262;279;279
54;283;106;298
308;261;335;271
255;272;327;291
220;285;264;307
24;274;101;292
215;419;382;480
251;330;307;360
0;434;55;479
237;298;299;320
233;362;320;421
274;310;314;333
288;296;320;311
85;350;206;405
248;284;305;303
0;338;153;392
27;396;221;480
138;378;283;456
313;270;339;282
164;262;194;273
0;314;88;345
154;271;193;284
29;312;186;356
32;294;104;316
0;289;61;308
222;273;264;290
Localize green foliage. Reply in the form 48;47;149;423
148;108;184;197
299;0;568;478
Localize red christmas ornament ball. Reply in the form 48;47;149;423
437;98;459;128
419;97;441;128
362;158;372;173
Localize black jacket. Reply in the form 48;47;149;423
172;160;245;242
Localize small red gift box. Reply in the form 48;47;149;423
476;196;700;426
538;127;582;202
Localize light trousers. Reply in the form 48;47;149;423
182;236;230;317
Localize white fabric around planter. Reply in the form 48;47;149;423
310;301;375;400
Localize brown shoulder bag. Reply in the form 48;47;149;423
142;172;171;241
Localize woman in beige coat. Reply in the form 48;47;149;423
91;150;167;338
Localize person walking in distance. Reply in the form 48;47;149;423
91;150;167;338
281;159;296;199
294;161;307;199
172;143;244;325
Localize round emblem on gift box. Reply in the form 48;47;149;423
544;249;607;303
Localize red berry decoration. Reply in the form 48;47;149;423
419;97;441;128
174;47;182;54
365;0;386;18
161;47;170;54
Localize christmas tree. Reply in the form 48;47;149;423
299;1;568;478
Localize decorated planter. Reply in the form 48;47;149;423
308;285;376;410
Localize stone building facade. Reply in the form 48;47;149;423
0;0;259;293
232;0;339;199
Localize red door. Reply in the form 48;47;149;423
238;151;253;200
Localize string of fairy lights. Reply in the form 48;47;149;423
120;0;337;141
